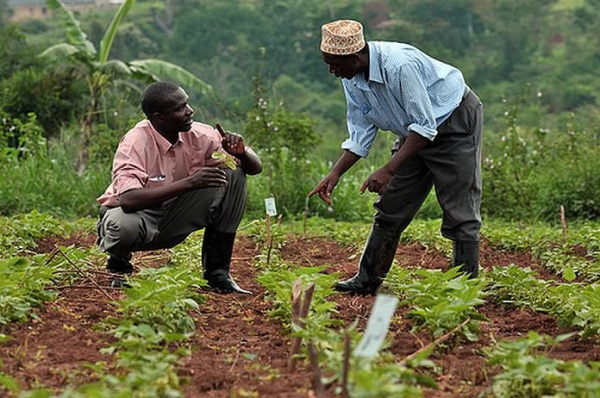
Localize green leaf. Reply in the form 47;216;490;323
45;0;96;56
99;0;135;64
212;152;237;170
39;43;81;60
99;60;132;78
128;59;213;96
0;373;20;392
563;266;576;282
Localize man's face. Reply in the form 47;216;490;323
322;52;360;79
159;88;194;132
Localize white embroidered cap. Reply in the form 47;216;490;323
320;20;365;55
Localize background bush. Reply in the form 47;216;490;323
0;0;599;223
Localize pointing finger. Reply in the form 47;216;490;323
216;123;227;138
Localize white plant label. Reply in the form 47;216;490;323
265;197;277;216
354;294;398;358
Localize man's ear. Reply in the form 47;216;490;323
150;112;163;124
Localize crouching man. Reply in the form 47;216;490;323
97;82;262;294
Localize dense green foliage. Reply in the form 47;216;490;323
0;0;599;221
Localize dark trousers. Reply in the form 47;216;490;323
375;89;483;242
97;168;247;260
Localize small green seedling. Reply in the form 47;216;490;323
212;151;237;170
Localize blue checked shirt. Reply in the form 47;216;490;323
341;41;466;158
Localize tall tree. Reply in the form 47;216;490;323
40;0;213;173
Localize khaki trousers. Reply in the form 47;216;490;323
97;168;247;260
376;89;483;242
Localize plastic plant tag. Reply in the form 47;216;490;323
265;197;277;216
354;294;398;358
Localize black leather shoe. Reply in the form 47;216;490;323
110;278;132;288
106;255;133;274
334;275;380;295
208;274;252;295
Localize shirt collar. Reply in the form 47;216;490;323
349;42;383;90
367;43;384;84
147;120;183;155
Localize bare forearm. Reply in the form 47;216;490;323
331;150;362;178
383;132;429;173
119;167;229;212
237;148;263;175
119;179;193;213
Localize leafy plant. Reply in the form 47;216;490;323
488;332;600;397
389;267;488;342
117;266;206;335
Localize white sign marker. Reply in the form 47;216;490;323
265;197;277;216
354;294;398;358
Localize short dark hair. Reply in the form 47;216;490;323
141;82;181;118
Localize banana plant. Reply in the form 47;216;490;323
40;0;213;173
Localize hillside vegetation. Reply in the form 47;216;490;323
0;0;599;221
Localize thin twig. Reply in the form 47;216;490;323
55;285;124;291
43;247;61;266
229;347;241;373
55;246;116;301
62;298;116;303
54;269;117;277
231;296;253;319
398;318;471;367
248;290;266;304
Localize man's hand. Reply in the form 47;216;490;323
308;174;339;205
361;167;394;195
188;167;228;189
216;123;245;157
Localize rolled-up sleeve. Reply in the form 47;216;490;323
341;83;378;158
111;142;148;195
398;63;438;141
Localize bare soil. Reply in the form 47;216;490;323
1;232;598;397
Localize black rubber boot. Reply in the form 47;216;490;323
106;253;133;274
334;223;400;295
452;241;480;278
202;228;252;295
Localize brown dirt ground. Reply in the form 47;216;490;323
0;232;598;397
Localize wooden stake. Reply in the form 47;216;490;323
288;282;315;371
299;284;315;320
266;214;272;264
288;279;304;370
303;196;310;239
561;205;567;243
341;330;351;398
307;342;325;397
291;279;303;323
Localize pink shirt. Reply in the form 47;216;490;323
97;120;228;207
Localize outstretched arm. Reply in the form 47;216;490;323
308;150;361;205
